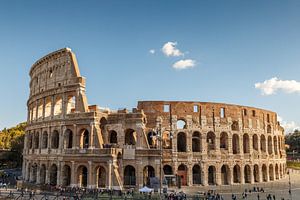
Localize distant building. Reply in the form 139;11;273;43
23;48;287;189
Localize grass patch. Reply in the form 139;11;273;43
287;161;300;170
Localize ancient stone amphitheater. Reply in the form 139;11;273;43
23;48;286;190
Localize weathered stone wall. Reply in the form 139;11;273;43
23;48;287;190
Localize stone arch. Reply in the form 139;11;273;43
162;131;172;149
192;164;202;185
274;136;278;155
177;132;187;152
124;165;136;186
34;133;39;149
208;165;216;185
207;132;216;151
177;119;187;129
163;165;173;175
51;130;59;149
44;97;51;117
232;134;240;154
66;95;76;114
42;131;48;149
77;165;88;187
31;163;38;183
275;164;279;180
64;129;73;149
109;130;118;144
262;164;268;182
221;165;230;185
253;164;259;183
54;96;62;116
244;165;251;183
178;164;188;186
96;166;106;188
192;131;201;152
124;129;137;145
62;165;71;186
40;164;46;184
261;135;266;152
252;134;258;151
79;129;89;149
243;134;250;153
147;131;157;148
233;165;241;183
143;165;155;187
269;164;274;181
50;164;58;186
220;132;228;150
231;121;239;131
268;136;273;155
267;125;271;133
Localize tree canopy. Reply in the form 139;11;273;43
285;129;300;152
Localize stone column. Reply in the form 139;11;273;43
39;131;42;153
108;160;112;189
229;167;233;185
60;126;65;152
228;135;233;155
70;161;76;187
57;162;61;186
259;165;263;182
202;165;208;186
48;126;51;150
36;163;41;184
216;165;221;185
240;165;245;184
42;97;46;118
250;165;254;184
73;124;77;149
188;164;193;186
88;161;94;188
89;123;95;149
51;95;55;118
45;169;50;184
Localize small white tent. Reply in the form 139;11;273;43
139;186;154;193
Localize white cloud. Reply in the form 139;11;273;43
162;42;184;57
278;116;300;134
149;49;155;54
255;77;300;95
172;59;196;70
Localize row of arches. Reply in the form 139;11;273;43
176;131;284;156
27;129;90;150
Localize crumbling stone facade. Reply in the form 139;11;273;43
23;48;287;189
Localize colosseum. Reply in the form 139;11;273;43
22;48;287;190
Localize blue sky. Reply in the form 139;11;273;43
0;0;299;132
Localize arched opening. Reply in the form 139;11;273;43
232;134;240;154
220;132;228;150
244;165;251;183
54;96;62;116
64;129;73;149
280;164;283;178
66;96;76;114
62;165;71;186
207;132;216;151
177;132;187;152
192;165;202;185
109;130;118;144
274;136;278;155
192;132;201;152
275;164;279;180
178;164;188;186
233;165;241;183
267;125;271;133
163;165;173;186
208;166;216;185
261;135;266;152
252;134;258;151
34;133;39;149
124;165;136;186
44;97;51;117
28;134;33;149
231;121;239;131
27;164;31;181
99;117;107;134
51;130;59;149
125;129;137;145
37;101;43;119
243;134;250;153
147;131;157;148
143;166;155;187
96;166;106;188
268;136;273;155
80;129;89;149
269;164;274;181
40;164;46;184
176;119;186;129
253;164;259;182
162;131;172;149
31;164;37;183
42;131;48;149
221;165;230;185
50;164;58;186
262;164;268;182
77;165;88;187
